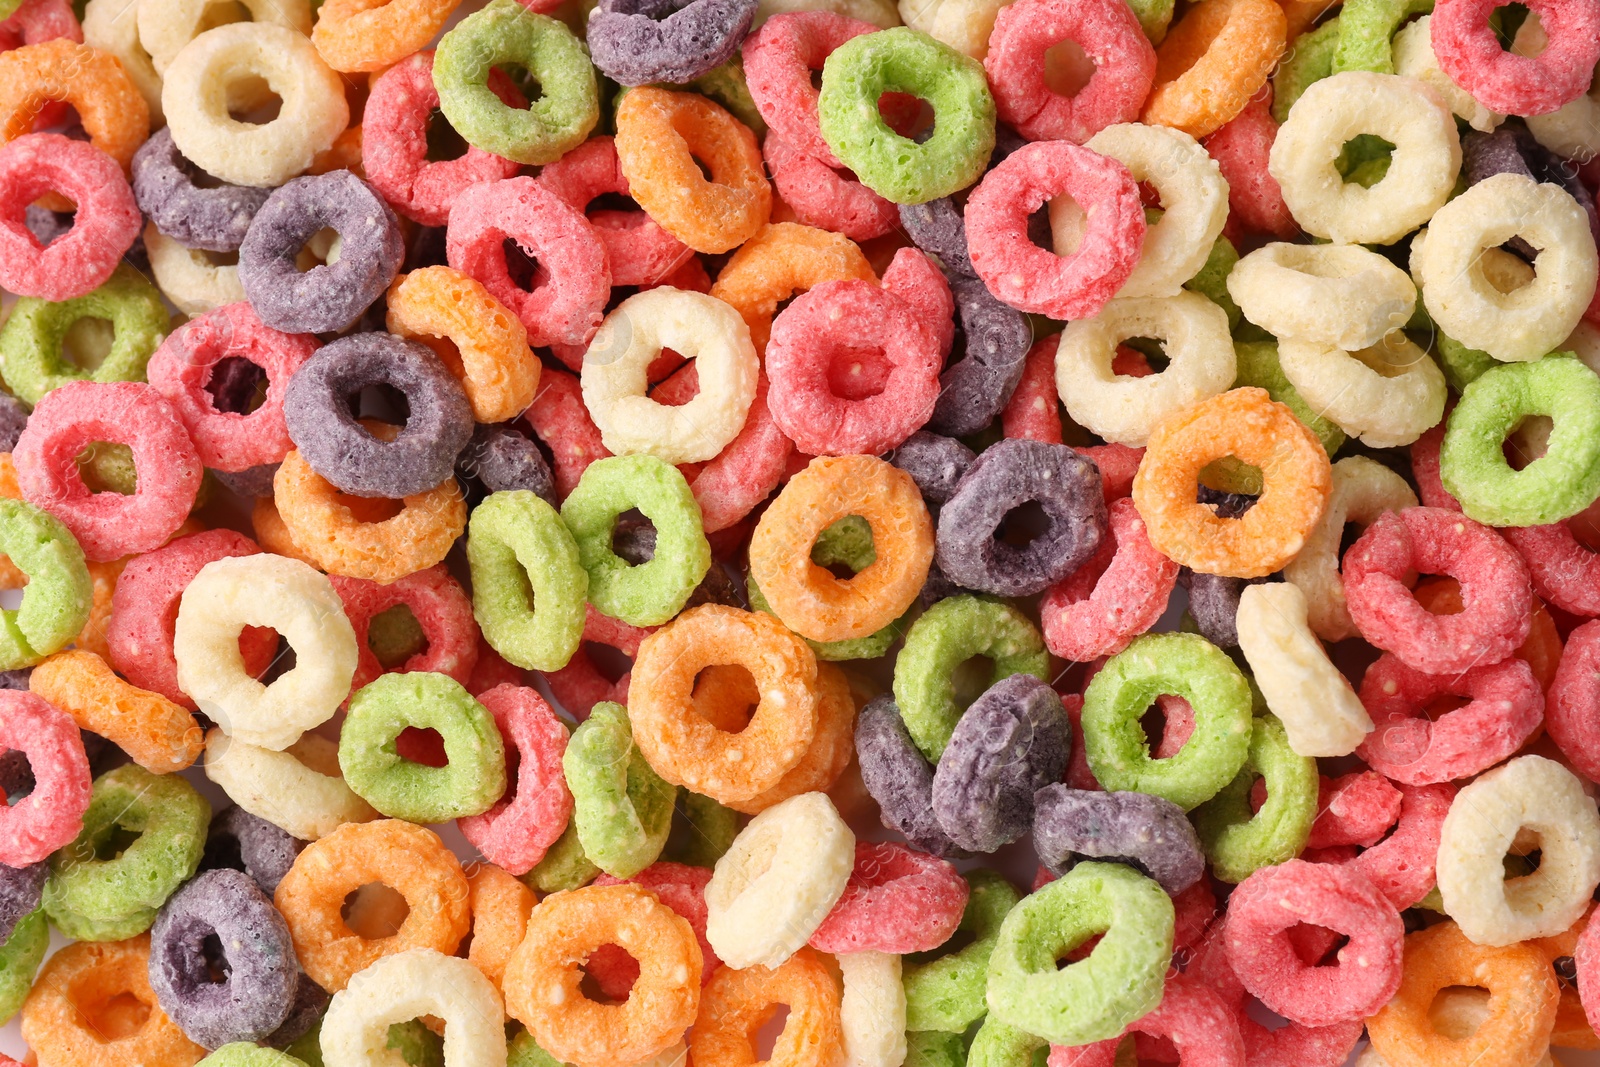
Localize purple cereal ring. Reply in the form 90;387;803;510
855;694;965;858
213;465;279;498
1032;784;1206;894
935;437;1107;597
587;0;758;86
0;393;26;453
1184;569;1272;649
147;868;300;1049
263;971;328;1048
1462;125;1600;258
0;858;45;943
930;673;1070;853
132;128;270;253
889;430;975;505
457;423;557;505
283;332;474;499
238;170;405;334
200;806;304;897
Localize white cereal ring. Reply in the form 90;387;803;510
204;728;378;841
162;23;349;188
1235;581;1372;758
581;289;760;466
1269;71;1461;245
321;949;508;1067
1412;172;1598;364
705;791;855;970
1391;16;1503;133
138;0;311;73
1052;291;1235;447
1226;242;1416;350
898;0;1010;57
1049;123;1229;300
1277;332;1445;448
175;553;359;751
1516;16;1600;161
840;951;906;1067
1437;755;1600;947
144;223;246;316
1283;456;1418;642
83;0;165;124
755;0;900;26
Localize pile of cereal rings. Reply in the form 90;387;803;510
2;0;1600;1058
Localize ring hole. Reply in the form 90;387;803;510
226;76;282;125
396;726;448;767
691;663;758;732
827;346;890;401
296;227;342;272
1427;986;1492;1040
1335;135;1395;187
342;882;411;939
501;237;543;292
424;108;468;163
74;442;137;496
0;750;34;805
369;603;427;668
1043;38;1097;97
493;64;542;107
1118;338;1168;375
60;316;115;372
752;1004;792;1059
95;823;144;863
584;641;634;684
649;356;699;407
879;93;932;140
1504;413;1553;471
1285;923;1348;966
811;514;875;578
205;355;269;415
350;383;410;429
385;1021;446;1061
1491;2;1531;47
1480;247;1537;294
581;945;639;1004
27;206;74;247
199;931;233;984
950;655;995;712
612;511;657;565
257;634;299;684
1055;929;1104;968
76;989;153;1040
997;499;1050;549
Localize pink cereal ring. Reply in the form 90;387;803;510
1342;506;1534;677
446;175;610;348
1349;781;1454;911
743;12;877;164
1408;422;1461;512
984;0;1156;144
590;863;720;998
145;301;318;472
1503;521;1600;616
537;135;693;288
521;366;610;500
362;51;522;227
763;131;898;242
456;683;572;875
1224;860;1404;1027
765;279;942;456
1202;88;1297;240
686;372;794;533
106;529;277;709
1431;0;1600;116
467;637;524;696
0;689;90;866
0;133;138;301
1041;495;1178;662
13;381;202;562
881;247;955;357
1547;619;1600;782
0;0;80;52
1306;771;1402;850
330;565;480;695
1048;977;1246;1067
807;841;969;954
544;604;655;720
1355;653;1543;786
965;141;1145;322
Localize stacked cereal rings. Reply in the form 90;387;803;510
5;0;1600;1062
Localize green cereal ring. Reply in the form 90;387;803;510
0;910;47;1025
200;1045;311;1067
1182;230;1243;333
467;489;588;672
509;1030;565;1067
818;27;996;205
1233;341;1346;456
748;515;909;661
0;264;169;406
685;55;766;136
1271;18;1340;123
985;861;1173;1047
1127;0;1175;42
339;671;508;824
1191;713;1317;883
43;764;209;937
1440;354;1600;526
434;0;600;165
663;790;740;867
288;1017;445;1067
1332;0;1431;73
1080;632;1253;810
0;497;92;670
49;907;159;942
905;1031;967;1067
523;819;600;893
1436;331;1496;392
967;1018;1044;1067
561;455;711;627
565;701;676;878
892;595;1050;763
903;868;1021;1033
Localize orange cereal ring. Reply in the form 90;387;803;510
1530;906;1598;1049
250;495;323;569
386;266;540;424
707;222;876;353
629;604;818;805
0;40;148;181
311;122;365;176
615;86;771;254
466;862;536;992
273;449;467;585
20;935;205;1067
30;649;204;774
1366;921;1557;1067
1132;387;1331;578
311;0;460;72
730;661;858;815
1141;0;1286;139
74;556;128;660
503;882;703;1067
274;818;471;992
749;455;934;643
689;948;844;1067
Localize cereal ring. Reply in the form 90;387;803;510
30;649;205;775
986;861;1173;1046
466;489;587;672
463;863;534;992
131;127;269;254
902;868;1019;1033
0;38;147;181
1461;125;1600;260
0;134;138;301
1432;0;1600;116
321;949;506;1066
0;907;44;1025
1268;71;1459;244
331;566;478;694
271;449;468;585
504;882;702;1066
1548;620;1600;781
200;806;302;897
691;948;843;1067
0;689;89;867
81;0;161;122
161;24;347;188
204;729;377;842
854;695;960;857
726;660;856;813
457;684;570;876
1081;632;1253;810
0;262;168;407
808;842;966;954
589;0;757;85
1032;786;1203;894
965;141;1143;320
457;424;556;505
588;862;718;997
565;701;675;878
1141;0;1285;138
1040;496;1178;662
143;225;247;316
137;0;309;72
706;222;875;354
175;553;358;751
1391;15;1502;132
274;819;468;992
1132;387;1332;578
1228;242;1415;350
311;0;457;73
1203;89;1298;240
1236;582;1372;758
743;12;877;165
889;431;974;506
1436;755;1600;946
0;498;89;670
